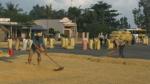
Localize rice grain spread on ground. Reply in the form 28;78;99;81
0;53;150;84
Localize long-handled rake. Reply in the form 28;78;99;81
44;52;64;71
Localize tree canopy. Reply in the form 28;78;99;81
133;0;150;32
0;1;132;36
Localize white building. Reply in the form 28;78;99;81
0;18;18;41
34;17;77;38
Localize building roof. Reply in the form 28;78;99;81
34;19;64;29
0;18;18;26
34;18;76;27
63;21;77;27
0;21;18;25
31;25;47;30
60;17;72;23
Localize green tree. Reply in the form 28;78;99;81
30;5;46;19
119;17;130;28
28;1;120;36
139;0;150;33
66;1;120;36
80;1;119;36
132;8;145;28
15;13;32;23
45;5;52;19
52;9;66;19
29;4;52;19
91;1;119;27
0;3;4;17
91;1;111;23
67;7;83;32
3;2;22;21
2;2;32;23
67;7;81;21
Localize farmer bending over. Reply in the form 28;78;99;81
118;39;126;58
28;31;45;65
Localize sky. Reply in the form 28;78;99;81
0;0;140;28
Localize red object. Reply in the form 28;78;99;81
8;49;14;57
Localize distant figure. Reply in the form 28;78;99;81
113;39;119;49
15;37;21;50
43;35;48;48
131;35;135;45
99;33;104;47
8;36;13;49
108;39;119;57
26;36;33;50
57;33;61;41
82;32;89;50
8;36;14;56
28;32;45;65
118;39;126;58
104;34;108;46
22;37;28;50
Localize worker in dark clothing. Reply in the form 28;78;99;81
28;32;45;65
118;40;126;58
108;38;119;57
131;35;135;45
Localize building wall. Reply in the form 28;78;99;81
34;19;65;34
34;19;77;38
0;28;7;41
